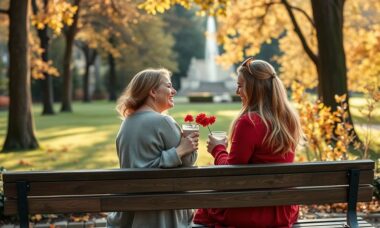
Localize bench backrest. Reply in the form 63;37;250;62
3;160;374;215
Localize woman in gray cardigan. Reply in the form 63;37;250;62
107;68;199;228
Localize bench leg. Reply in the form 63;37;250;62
17;181;30;228
347;169;359;228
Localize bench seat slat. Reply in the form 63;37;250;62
293;223;373;228
4;186;372;215
3;170;374;198
3;160;374;183
293;219;374;228
294;218;374;228
294;222;372;227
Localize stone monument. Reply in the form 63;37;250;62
179;16;235;101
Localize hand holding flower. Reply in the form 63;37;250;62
207;133;228;154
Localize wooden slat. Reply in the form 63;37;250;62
3;170;374;197
293;222;373;228
294;218;374;228
4;197;102;215
3;160;374;183
296;218;355;223
101;186;373;211
293;221;372;227
293;221;374;228
3;186;373;215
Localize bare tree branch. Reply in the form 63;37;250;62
31;0;39;15
281;0;318;65
289;4;315;27
256;1;281;32
0;8;8;14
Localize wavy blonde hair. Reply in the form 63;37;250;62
116;68;171;118
230;59;303;154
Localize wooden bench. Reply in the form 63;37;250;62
3;160;375;228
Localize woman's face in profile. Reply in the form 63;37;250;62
155;76;177;112
236;74;246;105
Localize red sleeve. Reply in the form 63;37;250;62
211;115;265;165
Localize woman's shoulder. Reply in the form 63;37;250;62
239;112;264;125
127;112;179;132
125;112;172;127
146;113;178;128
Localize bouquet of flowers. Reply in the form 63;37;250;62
184;113;216;134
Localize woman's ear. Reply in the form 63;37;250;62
149;89;156;100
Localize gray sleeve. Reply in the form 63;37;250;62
155;147;182;168
161;116;197;167
180;151;197;167
152;116;183;168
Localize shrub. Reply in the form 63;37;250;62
231;95;241;102
188;93;213;103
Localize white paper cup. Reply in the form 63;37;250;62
211;131;227;140
182;124;199;137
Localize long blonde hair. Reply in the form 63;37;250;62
116;68;171;118
230;59;302;154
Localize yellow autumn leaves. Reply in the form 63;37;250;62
292;82;380;162
31;0;77;35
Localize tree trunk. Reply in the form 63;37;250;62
311;0;360;143
32;0;54;115
39;26;55;114
311;0;348;110
83;52;91;102
108;53;117;101
61;0;80;112
3;0;39;151
81;44;97;103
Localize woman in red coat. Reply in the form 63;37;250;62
194;58;303;228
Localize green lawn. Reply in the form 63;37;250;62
0;98;378;171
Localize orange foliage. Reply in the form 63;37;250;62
292;82;362;161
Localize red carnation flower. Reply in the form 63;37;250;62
195;113;207;125
200;117;209;127
194;113;218;133
184;114;194;123
208;116;216;125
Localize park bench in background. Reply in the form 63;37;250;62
3;159;375;228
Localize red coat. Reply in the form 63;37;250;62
194;113;299;228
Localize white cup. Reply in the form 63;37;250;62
182;124;199;137
211;131;227;140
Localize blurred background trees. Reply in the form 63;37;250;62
0;0;205;151
0;0;378;153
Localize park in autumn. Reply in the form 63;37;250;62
0;0;379;227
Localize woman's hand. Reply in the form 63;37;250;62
207;134;228;154
176;132;199;158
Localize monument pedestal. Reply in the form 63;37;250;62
178;16;236;101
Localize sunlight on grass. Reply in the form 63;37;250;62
0;98;378;171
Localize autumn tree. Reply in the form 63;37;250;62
74;0;140;102
116;16;178;87
61;0;80;112
162;5;205;90
31;0;77;114
1;0;39;151
140;0;380;140
60;0;142;108
74;0;177;102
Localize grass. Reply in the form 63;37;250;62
0;97;378;171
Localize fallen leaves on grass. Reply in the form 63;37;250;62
18;160;33;166
299;197;380;219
